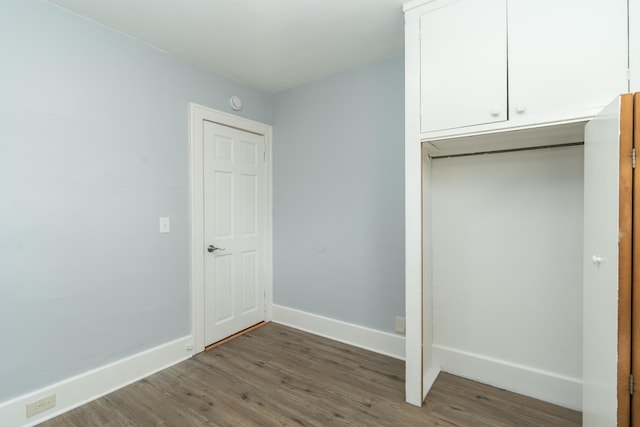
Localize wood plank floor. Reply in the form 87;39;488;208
40;323;581;426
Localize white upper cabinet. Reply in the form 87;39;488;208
411;0;630;136
420;0;507;132
508;0;628;124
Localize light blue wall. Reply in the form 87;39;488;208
0;0;270;402
272;57;405;333
0;0;405;404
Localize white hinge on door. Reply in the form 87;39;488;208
631;374;634;395
632;148;636;169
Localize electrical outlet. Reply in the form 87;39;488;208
26;394;56;417
395;316;406;334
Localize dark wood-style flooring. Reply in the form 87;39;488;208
41;323;581;426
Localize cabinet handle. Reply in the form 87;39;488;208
515;106;526;114
591;255;603;266
490;109;501;117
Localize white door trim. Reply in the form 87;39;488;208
189;103;273;354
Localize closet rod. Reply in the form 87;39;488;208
430;141;584;160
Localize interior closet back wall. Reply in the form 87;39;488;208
429;145;584;407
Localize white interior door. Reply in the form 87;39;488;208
582;95;631;426
203;120;265;345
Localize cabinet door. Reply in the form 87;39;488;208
583;94;633;427
508;0;628;123
420;0;507;132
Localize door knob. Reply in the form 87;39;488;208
207;245;225;253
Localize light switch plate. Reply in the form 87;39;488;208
159;217;170;233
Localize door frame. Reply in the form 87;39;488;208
617;93;633;426
189;102;273;354
630;93;639;426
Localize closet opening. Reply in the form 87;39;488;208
421;131;586;410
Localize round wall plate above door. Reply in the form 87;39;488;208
229;95;242;111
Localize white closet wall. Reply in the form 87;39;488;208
429;145;584;409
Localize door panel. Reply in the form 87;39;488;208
419;0;507;132
203;120;265;345
508;0;628;122
617;94;634;427
583;94;633;426
242;174;258;234
215;171;233;236
241;251;258;314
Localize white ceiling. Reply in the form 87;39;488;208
45;0;406;93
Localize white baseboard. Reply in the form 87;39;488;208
433;344;582;410
0;335;193;427
272;304;405;360
422;366;441;401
